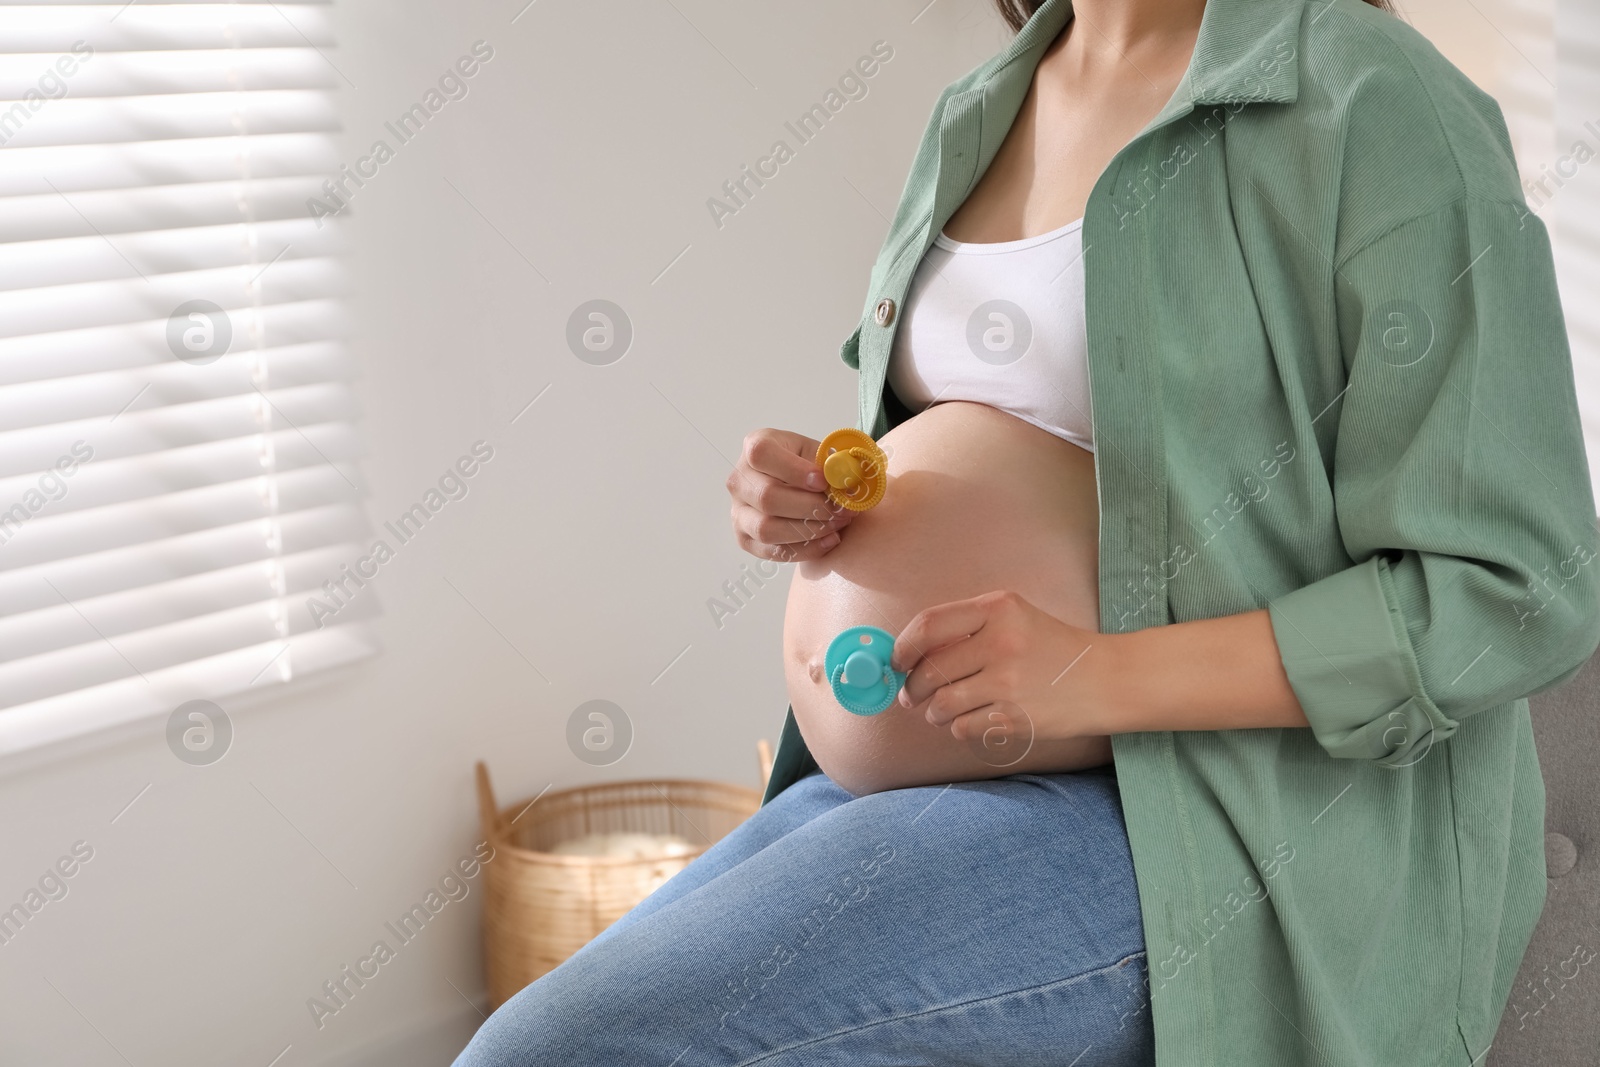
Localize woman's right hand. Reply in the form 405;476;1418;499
728;428;855;562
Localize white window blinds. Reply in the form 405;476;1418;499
0;2;376;755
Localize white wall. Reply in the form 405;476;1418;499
1;2;1594;1066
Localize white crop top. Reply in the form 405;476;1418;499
887;216;1094;453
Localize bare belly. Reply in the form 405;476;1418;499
782;400;1111;796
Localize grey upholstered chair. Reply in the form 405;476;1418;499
1488;653;1599;1066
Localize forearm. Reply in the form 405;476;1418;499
1097;609;1309;735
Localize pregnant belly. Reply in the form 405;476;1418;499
782;400;1110;796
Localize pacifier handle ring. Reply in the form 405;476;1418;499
824;625;905;716
822;449;885;509
829;662;898;716
816;429;888;513
840;447;882;494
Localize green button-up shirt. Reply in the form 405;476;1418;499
759;0;1600;1063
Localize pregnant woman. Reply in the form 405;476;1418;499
457;0;1599;1063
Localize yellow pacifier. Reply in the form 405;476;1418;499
815;428;888;512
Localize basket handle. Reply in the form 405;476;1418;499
756;738;773;792
475;760;501;839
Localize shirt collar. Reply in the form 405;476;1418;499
988;0;1305;110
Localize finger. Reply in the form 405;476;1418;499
742;429;826;491
742;530;841;563
735;502;848;547
753;511;853;548
898;633;986;707
949;702;1036;764
890;595;998;673
727;469;842;525
922;675;996;728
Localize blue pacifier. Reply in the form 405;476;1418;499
825;625;906;716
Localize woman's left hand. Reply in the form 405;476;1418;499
890;590;1115;744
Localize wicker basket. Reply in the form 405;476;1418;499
476;740;773;1009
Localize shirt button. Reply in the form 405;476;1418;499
874;298;897;327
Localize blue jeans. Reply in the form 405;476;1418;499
454;767;1152;1066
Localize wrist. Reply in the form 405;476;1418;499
1083;629;1152;737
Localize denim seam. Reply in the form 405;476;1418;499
736;950;1149;1067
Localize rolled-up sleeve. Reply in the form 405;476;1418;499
1268;197;1600;765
